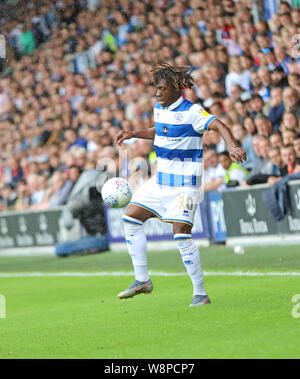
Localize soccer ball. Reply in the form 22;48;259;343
101;177;132;208
234;245;245;255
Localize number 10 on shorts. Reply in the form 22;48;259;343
179;195;194;211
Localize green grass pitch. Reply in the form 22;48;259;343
0;245;300;359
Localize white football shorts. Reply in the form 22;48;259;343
129;176;201;226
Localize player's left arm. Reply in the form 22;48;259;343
208;119;247;164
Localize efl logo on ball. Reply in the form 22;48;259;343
101;177;132;208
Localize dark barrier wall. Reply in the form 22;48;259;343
222;181;300;239
0;202;211;251
0;209;63;249
1;181;299;251
285;182;300;234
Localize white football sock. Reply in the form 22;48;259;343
174;234;207;296
123;215;149;282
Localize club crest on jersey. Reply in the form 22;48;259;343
175;112;183;122
163;126;168;135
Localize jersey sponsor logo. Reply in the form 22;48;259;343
166;137;183;142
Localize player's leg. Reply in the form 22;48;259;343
118;178;165;299
118;205;154;299
122;204;154;282
173;222;210;307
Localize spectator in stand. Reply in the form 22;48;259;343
280;111;299;133
271;67;289;89
291;8;300;25
246;136;273;185
274;46;291;75
257;66;272;103
73;147;88;170
256;32;271;51
229;84;246;102
218;151;249;187
243;116;257;137
283;87;300;118
291;131;300;158
6;158;23;187
68;166;81;187
208;63;226;89
234;99;248;124
267;147;282;178
282;129;296;147
254;114;272;138
0;184;17;210
280;145;300;177
249;95;267;118
64;129;87;150
279;1;292;14
198;85;213;109
225;56;251;97
204;29;218;49
26;174;46;208
209;102;225;120
43;171;73;207
14;179;31;211
263;48;278;72
19;21;36;55
288;73;300;92
270;132;283;148
268;87;285;131
49;154;63;174
250;71;262;94
203;149;224;192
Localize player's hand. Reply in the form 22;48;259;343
228;146;247;163
115;130;134;146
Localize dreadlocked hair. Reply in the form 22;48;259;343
151;62;195;91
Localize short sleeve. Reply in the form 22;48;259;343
190;104;216;134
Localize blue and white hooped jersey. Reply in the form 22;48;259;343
153;96;216;188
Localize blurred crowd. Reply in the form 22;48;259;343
0;0;299;211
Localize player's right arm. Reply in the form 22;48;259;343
115;127;156;146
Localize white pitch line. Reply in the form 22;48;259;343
0;271;300;278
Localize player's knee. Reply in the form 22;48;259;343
125;205;149;222
124;208;138;220
173;223;192;236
